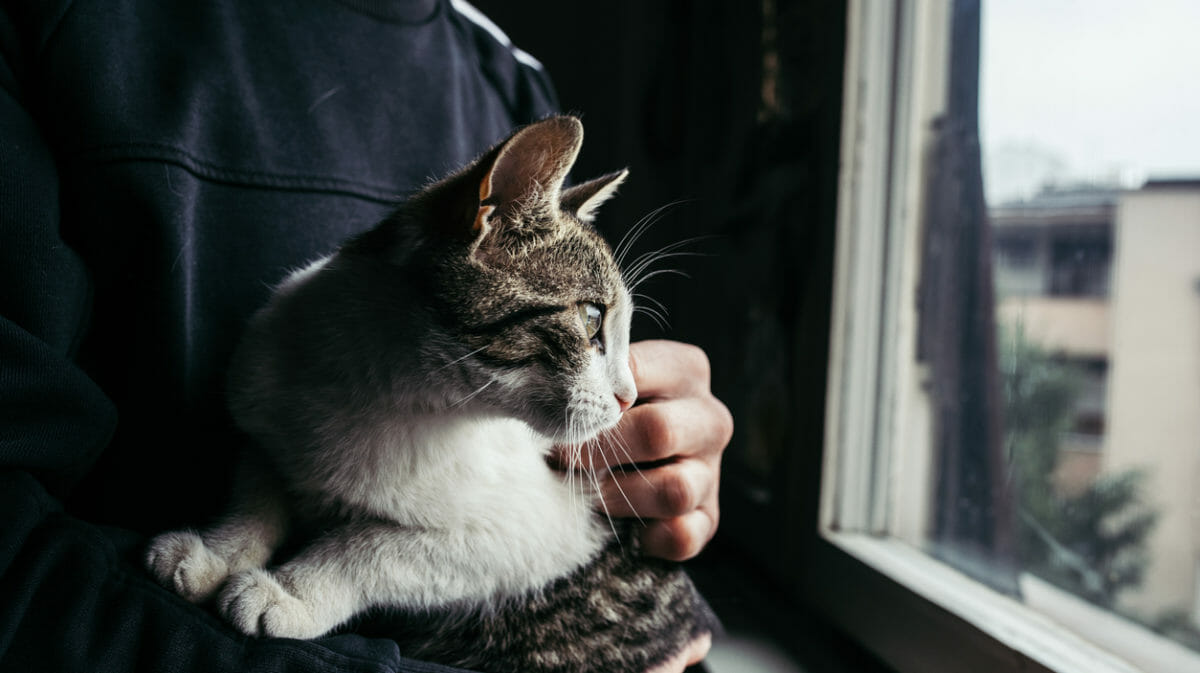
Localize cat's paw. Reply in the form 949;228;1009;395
218;569;325;639
145;531;229;603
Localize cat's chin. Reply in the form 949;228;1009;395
511;402;621;446
522;415;618;448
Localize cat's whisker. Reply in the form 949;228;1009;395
632;292;670;318
561;412;575;509
629;268;691;294
633;306;670;331
613;204;668;265
594;437;644;526
565;411;583;527
625;238;697;273
584;438;621;543
432;345;489;373
602;428;653;489
613;200;691;269
624;243;709;288
623;245;710;291
632;292;671;331
624;233;705;270
449;378;496;408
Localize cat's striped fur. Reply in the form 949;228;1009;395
145;116;717;672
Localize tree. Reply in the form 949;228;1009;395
999;323;1157;608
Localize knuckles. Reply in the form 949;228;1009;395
638;405;677;457
709;396;734;449
674;342;712;386
657;468;699;517
649;514;708;562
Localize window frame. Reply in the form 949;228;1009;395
804;1;1200;672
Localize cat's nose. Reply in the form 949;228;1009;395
615;393;635;413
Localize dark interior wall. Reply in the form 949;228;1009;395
473;0;846;563
471;2;865;666
470;1;763;276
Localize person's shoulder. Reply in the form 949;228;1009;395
443;0;544;72
2;0;74;71
443;0;560;119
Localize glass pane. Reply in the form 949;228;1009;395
979;0;1200;659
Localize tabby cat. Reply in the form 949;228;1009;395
145;116;717;672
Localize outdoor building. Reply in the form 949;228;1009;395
1105;182;1200;627
992;187;1114;495
990;181;1200;631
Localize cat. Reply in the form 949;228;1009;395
145;116;717;672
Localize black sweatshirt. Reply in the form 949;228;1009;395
0;0;556;669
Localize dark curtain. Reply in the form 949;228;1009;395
917;0;1016;593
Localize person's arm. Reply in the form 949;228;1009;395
0;12;464;672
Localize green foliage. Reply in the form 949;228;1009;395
999;323;1158;608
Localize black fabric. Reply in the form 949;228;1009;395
0;0;557;670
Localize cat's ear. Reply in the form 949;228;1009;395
560;169;629;224
473;116;583;239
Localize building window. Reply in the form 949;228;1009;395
994;234;1035;268
1048;234;1111;298
821;1;1200;670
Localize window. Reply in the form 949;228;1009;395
1047;234;1110;298
820;1;1200;671
994;234;1035;268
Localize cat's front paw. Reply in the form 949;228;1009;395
145;531;229;603
218;569;325;639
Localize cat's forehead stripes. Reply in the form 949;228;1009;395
474;225;622;310
465;304;571;337
443;219;627;375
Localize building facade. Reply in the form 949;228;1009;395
991;182;1200;630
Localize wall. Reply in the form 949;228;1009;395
1106;186;1200;625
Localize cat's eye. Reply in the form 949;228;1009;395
577;302;603;341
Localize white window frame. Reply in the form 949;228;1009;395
815;1;1200;672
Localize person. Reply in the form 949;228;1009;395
0;0;732;671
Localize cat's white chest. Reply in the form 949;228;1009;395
341;412;608;600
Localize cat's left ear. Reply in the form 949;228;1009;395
473;116;583;238
560;169;629;224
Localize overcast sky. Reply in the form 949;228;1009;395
979;0;1200;203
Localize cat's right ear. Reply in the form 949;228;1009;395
560;169;629;224
469;116;583;252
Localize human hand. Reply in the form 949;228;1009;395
647;632;712;673
594;340;733;561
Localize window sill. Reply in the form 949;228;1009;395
825;532;1199;673
707;635;808;673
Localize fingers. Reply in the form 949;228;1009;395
605;341;731;561
553;340;731;562
597;457;720;561
639;510;718;562
591;394;732;469
644;632;713;673
600;458;713;521
685;631;713;667
628;340;712;399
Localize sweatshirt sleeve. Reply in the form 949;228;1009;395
0;11;469;673
446;0;561;123
0;5;117;498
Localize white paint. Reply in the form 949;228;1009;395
449;0;545;70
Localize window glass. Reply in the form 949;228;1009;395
978;0;1200;658
823;1;1200;667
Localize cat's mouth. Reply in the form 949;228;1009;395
543;441;628;473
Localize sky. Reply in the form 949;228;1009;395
979;0;1200;203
